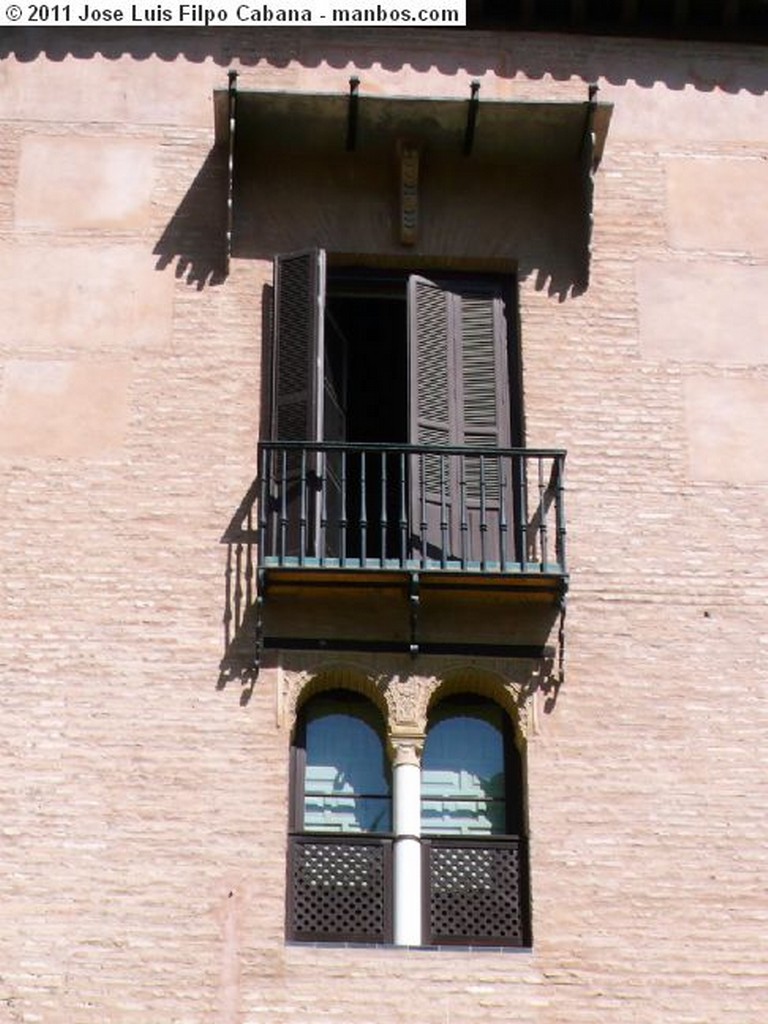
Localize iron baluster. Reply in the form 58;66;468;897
555;454;567;574
499;457;508;572
439;451;448;569
258;444;269;562
538;455;548;571
340;447;348;567
360;449;367;565
479;455;487;571
419;452;428;570
279;448;288;565
459;453;468;569
399;450;407;568
299;447;308;567
380;450;387;568
319;449;327;567
516;454;527;572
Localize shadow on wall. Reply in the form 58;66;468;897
218;475;262;704
216;583;566;715
153;145;228;289
155;146;593;300
3;27;768;95
216;457;568;710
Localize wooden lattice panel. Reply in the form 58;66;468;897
425;838;528;946
288;836;392;943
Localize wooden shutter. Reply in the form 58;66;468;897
271;250;326;560
456;284;512;564
408;275;512;565
272;249;326;442
408;275;454;452
458;289;510;452
408;276;455;562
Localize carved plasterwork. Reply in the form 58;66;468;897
383;681;426;734
275;650;549;746
388;731;424;767
398;142;419;246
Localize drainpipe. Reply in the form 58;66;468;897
390;733;424;947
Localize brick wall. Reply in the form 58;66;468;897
0;27;766;1024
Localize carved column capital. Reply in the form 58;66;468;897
388;728;425;767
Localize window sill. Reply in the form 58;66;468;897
286;941;533;954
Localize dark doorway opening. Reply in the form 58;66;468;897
325;273;409;561
326;284;409;446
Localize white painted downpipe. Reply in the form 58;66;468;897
392;748;422;947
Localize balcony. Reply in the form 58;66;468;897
222;443;567;670
257;442;566;580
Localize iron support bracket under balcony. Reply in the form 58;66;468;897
409;572;420;657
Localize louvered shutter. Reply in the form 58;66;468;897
455;284;512;565
272;249;326;442
409;276;512;566
458;289;510;453
408;276;456;562
271;250;326;560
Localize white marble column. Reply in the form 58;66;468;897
391;736;424;946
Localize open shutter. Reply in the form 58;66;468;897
456;284;513;566
408;276;456;563
459;288;510;453
408;276;513;567
272;249;326;442
270;250;326;561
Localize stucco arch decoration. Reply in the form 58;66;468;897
277;653;538;745
283;660;389;737
426;664;531;743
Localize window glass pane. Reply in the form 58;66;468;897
303;696;391;833
421;700;506;835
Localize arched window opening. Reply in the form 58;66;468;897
421;695;523;836
293;689;392;833
287;689;394;944
420;694;530;947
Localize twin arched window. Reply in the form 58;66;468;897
289;687;529;946
291;688;523;837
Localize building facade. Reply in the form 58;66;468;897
1;16;767;1024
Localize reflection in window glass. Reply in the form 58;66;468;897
421;699;507;835
303;695;391;833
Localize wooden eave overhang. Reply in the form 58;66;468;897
214;81;612;165
213;78;611;268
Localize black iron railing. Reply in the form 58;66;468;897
257;442;566;575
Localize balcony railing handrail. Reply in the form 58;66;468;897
259;440;566;459
252;441;567;578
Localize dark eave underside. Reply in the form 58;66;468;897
468;0;768;44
